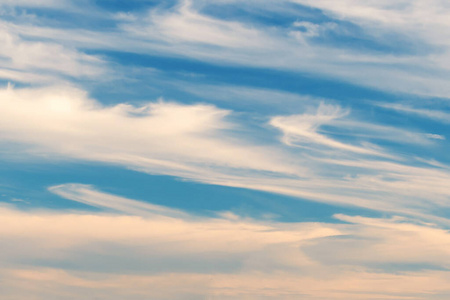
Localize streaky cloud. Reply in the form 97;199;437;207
1;85;450;223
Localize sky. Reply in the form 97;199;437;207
1;0;450;299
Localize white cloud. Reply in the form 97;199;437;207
49;183;187;218
0;0;447;100
140;0;264;48
269;103;375;154
0;1;448;224
110;1;450;97
378;103;450;124
0;84;299;178
426;133;445;140
0;26;105;83
6;0;450;96
1;3;449;298
1;85;450;221
269;102;435;156
290;0;450;41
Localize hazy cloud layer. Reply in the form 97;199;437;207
0;185;449;299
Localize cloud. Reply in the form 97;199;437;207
378;103;450;124
1;185;341;272
1;84;450;221
137;0;264;48
0;84;298;178
426;133;445;140
49;183;187;218
310;214;450;267
270;103;377;154
105;1;450;97
0;1;448;224
3;0;450;96
0;0;70;8
1;2;449;298
3;267;450;300
269;102;436;156
168;81;321;113
290;0;450;41
0;25;105;84
0;185;449;299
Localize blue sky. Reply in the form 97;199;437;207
1;0;450;299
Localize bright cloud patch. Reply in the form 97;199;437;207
0;84;296;178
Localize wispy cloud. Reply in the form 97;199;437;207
0;25;105;84
378;103;450;124
49;183;187;218
134;0;265;49
270;102;443;155
0;84;299;177
3;0;450;96
1;84;450;222
270;103;381;155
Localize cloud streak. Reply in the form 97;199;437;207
270;103;382;155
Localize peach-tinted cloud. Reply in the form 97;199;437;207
0;185;449;299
